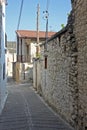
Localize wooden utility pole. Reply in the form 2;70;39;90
36;3;40;57
43;0;49;52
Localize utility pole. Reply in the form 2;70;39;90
45;10;48;51
43;0;49;52
36;3;40;57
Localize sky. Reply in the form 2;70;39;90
6;0;71;41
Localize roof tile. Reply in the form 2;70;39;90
16;30;56;38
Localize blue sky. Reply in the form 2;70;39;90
6;0;71;41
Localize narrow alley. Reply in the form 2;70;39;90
0;80;74;130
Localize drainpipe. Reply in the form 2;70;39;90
21;38;22;62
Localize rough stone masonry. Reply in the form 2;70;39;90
33;0;87;130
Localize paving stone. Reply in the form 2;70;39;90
0;82;74;130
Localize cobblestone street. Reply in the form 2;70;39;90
0;81;74;130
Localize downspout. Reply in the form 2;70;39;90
21;38;22;62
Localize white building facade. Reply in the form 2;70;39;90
15;30;56;82
0;0;7;114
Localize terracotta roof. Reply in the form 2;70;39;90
16;30;56;39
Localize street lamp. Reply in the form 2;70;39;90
43;10;49;69
43;10;49;52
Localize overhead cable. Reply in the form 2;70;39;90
17;0;24;30
46;0;50;11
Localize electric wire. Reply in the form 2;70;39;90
17;0;24;30
46;0;50;11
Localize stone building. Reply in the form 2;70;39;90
14;30;55;83
0;0;7;114
16;30;55;63
33;0;87;130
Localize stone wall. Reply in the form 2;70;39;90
33;0;87;129
72;0;87;129
39;0;87;130
40;25;78;128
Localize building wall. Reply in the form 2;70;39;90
17;38;36;63
7;41;16;77
0;1;7;114
31;42;36;62
40;27;78;128
7;50;16;77
72;0;87;129
34;0;87;129
13;62;33;83
33;58;41;94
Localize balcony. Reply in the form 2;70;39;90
17;55;31;63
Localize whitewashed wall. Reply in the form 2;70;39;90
7;50;16;76
0;1;7;114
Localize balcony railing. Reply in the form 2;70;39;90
17;55;31;63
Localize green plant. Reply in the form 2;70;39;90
61;24;65;29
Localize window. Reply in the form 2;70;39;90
3;63;5;80
44;56;47;69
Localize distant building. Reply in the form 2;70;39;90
14;30;56;83
16;30;56;63
7;41;16;54
0;0;7;114
7;41;16;77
